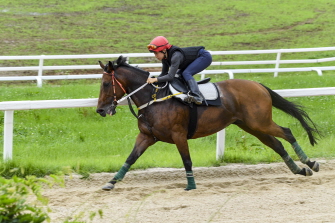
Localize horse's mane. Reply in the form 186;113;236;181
114;55;150;76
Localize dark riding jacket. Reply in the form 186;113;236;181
157;45;205;83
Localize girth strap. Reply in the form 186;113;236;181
187;105;198;139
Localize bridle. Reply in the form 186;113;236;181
103;71;127;105
103;67;168;102
103;67;170;118
103;69;150;103
103;69;148;119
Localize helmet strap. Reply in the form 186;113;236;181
162;50;167;59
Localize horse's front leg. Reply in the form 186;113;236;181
102;132;156;190
173;134;196;191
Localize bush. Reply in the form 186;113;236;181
0;173;64;223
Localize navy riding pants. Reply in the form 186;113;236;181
179;49;212;81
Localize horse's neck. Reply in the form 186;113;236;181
128;85;154;107
118;67;151;107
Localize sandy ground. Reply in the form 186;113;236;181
43;159;335;223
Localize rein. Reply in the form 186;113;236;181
137;92;183;110
103;70;177;118
104;71;148;104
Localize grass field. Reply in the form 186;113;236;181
1;0;335;66
1;0;335;177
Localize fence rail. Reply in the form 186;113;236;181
2;87;335;161
2;47;335;86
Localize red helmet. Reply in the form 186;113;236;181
147;36;172;52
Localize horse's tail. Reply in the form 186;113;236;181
260;84;320;146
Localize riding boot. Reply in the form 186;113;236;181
185;79;203;105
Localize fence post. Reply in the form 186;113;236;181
216;129;225;160
37;55;45;87
312;68;323;76
274;51;282;77
3;110;14;161
225;71;234;79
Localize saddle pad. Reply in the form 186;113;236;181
169;82;219;101
199;82;219;100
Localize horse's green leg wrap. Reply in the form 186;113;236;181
113;163;130;182
292;142;309;164
282;154;302;174
185;171;196;190
103;163;131;190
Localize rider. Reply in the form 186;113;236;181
146;36;212;105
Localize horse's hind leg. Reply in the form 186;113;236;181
235;123;313;176
281;127;319;172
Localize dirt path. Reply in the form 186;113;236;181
43;159;335;223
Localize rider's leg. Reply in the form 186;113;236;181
185;79;203;105
182;49;212;104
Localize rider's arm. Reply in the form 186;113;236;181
156;51;183;83
159;62;169;77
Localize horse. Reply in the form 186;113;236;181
96;55;320;191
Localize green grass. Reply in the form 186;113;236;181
1;0;335;177
1;0;335;65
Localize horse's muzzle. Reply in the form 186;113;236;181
96;108;107;117
96;104;117;117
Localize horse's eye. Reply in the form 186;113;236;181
103;82;111;87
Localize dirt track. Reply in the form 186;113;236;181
43;159;335;223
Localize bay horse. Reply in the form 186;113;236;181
96;55;320;191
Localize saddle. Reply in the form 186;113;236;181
169;76;222;106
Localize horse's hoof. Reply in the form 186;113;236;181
304;168;313;176
184;188;194;191
311;161;320;172
102;183;115;191
184;187;196;191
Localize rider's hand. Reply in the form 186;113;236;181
147;77;158;84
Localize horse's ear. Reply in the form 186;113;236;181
108;61;115;72
98;61;104;69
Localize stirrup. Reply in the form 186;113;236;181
184;92;193;103
184;92;202;105
184;95;193;104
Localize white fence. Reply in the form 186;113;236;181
1;47;335;161
1;87;335;161
1;47;335;87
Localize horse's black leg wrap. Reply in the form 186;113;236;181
298;167;313;176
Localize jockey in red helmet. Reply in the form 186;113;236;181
147;36;172;53
146;36;212;105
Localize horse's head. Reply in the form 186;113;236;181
96;58;127;117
